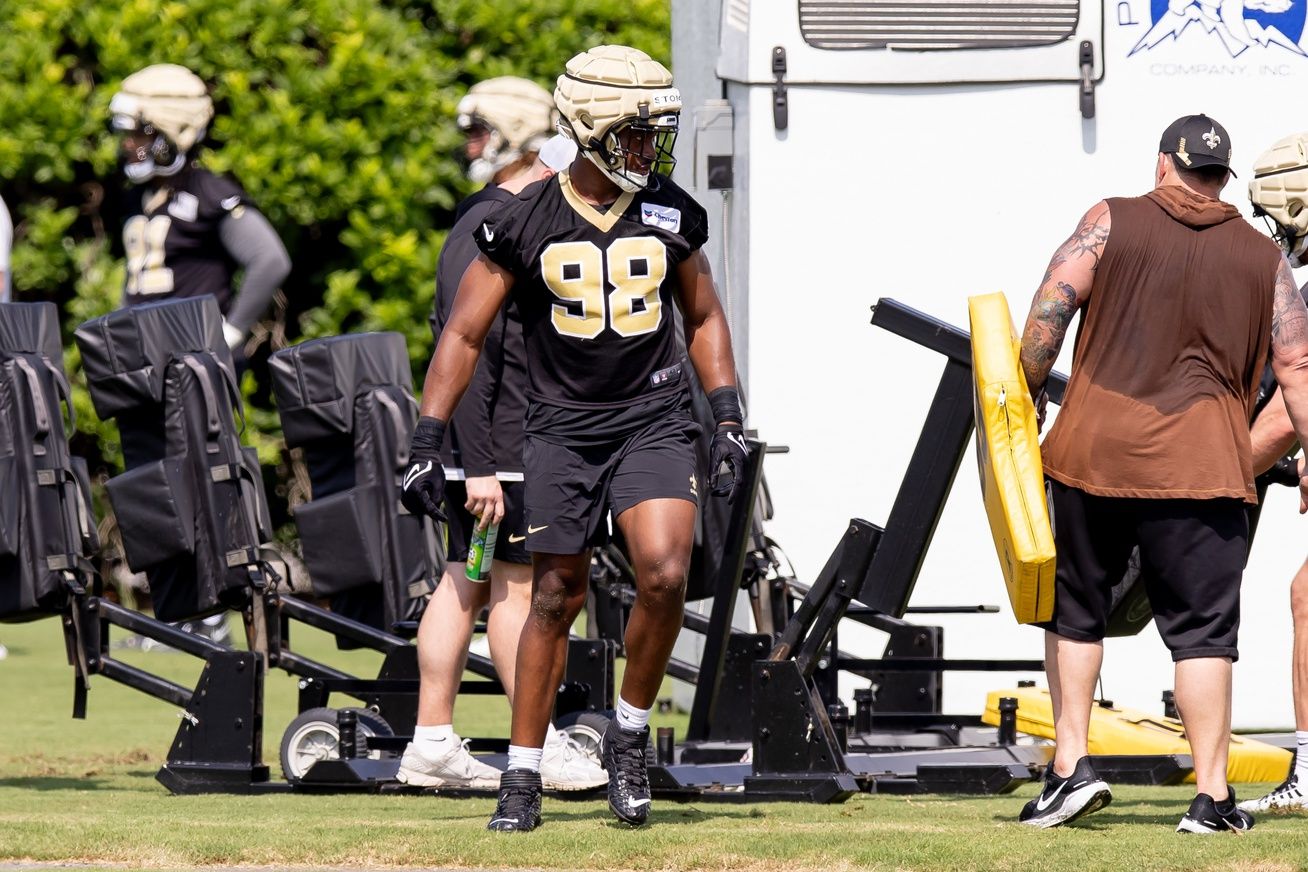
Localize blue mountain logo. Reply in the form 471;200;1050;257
1129;0;1307;57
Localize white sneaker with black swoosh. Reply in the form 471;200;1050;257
1019;756;1112;828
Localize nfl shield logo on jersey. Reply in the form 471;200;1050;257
640;203;681;233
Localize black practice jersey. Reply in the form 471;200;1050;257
476;171;708;438
121;166;250;312
432;186;528;478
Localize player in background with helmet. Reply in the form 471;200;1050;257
110;64;290;356
108;64;290;645
396;76;605;793
453;77;559;222
1242;132;1308;814
401;45;747;832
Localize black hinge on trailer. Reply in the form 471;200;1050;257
1079;40;1096;119
772;45;788;131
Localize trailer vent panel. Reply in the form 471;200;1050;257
798;1;1079;51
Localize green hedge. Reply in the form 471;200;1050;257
0;0;669;522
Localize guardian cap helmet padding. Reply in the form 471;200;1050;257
1250;133;1308;268
110;64;214;184
554;45;681;193
457;77;557;184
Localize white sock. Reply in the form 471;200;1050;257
1295;731;1308;781
507;744;543;773
615;696;651;732
413;724;455;751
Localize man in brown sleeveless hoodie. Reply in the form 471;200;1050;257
1016;114;1308;834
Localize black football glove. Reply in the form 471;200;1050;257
401;416;448;522
709;424;750;500
1265;455;1303;488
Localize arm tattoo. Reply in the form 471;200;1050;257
1022;281;1079;393
1041;211;1111;286
1272;257;1308;353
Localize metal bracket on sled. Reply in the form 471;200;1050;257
744;519;882;801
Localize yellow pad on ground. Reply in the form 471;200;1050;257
968;292;1055;624
983;687;1292;783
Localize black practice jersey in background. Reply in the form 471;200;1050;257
431;186;528;478
476;171;708;441
121;166;250;312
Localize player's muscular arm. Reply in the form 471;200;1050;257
1250;387;1297;475
418;254;514;421
1018;201;1109;398
676;250;738;414
1268;255;1308;512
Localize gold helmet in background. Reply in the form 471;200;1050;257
109;64;214;183
554;45;681;192
1250;133;1308;267
457;76;557;184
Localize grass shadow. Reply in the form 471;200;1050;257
0;776;110;791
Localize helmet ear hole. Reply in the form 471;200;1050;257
1291;202;1303;218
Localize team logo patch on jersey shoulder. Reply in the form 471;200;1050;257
168;191;200;223
640;203;681;233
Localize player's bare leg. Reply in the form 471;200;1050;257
615;498;696;709
507;551;592;751
485;559;534;701
398;565;500;788
602;497;696;825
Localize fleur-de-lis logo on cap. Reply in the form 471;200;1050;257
1202;127;1221;149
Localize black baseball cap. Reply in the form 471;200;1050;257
1159;114;1236;176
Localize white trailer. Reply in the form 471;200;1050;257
671;0;1308;728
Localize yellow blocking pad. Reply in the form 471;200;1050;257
983;687;1292;784
968;292;1055;624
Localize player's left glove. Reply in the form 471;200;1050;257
709;424;750;499
401;416;448;522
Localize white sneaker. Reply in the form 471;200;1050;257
396;736;501;789
541;729;610;791
1238;772;1308;813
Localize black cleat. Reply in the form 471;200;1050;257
486;769;542;833
1019;756;1112;828
1177;789;1254;834
602;721;652;826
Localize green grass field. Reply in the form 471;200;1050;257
3;617;1308;871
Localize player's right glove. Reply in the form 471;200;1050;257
706;385;748;501
401;416;448;522
709;424;749;499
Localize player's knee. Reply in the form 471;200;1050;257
531;573;583;626
636;558;689;607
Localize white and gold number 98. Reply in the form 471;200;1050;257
540;237;667;339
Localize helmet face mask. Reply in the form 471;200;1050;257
111;113;184;183
592;113;679;192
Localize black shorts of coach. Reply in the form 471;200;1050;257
522;412;702;555
442;479;531;565
1039;478;1249;662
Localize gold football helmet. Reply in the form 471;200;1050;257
554;45;681;192
1250;133;1308;267
457;77;557;184
109;64;214;183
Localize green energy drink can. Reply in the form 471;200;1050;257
465;522;498;582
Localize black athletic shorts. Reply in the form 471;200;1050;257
441;479;530;565
1038;478;1248;662
522;412;701;555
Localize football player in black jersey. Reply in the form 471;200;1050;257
110;64;290;354
401;45;748;831
108;64;290;644
397;71;606;791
